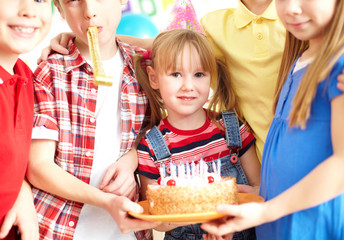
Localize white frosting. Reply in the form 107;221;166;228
158;159;222;187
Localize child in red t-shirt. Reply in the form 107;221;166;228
0;1;52;239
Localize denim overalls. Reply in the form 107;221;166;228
146;111;256;240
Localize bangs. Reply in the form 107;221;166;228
152;30;217;77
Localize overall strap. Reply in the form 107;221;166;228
145;126;171;162
222;110;242;149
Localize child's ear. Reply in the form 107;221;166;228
147;66;159;90
53;1;65;19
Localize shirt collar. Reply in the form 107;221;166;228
0;59;30;85
234;0;279;29
62;38;136;75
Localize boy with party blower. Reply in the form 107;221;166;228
27;0;157;239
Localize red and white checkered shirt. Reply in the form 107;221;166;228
32;39;151;240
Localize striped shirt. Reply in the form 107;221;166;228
32;39;151;240
138;116;255;180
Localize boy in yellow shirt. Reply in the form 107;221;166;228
201;0;285;161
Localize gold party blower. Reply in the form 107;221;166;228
87;26;113;86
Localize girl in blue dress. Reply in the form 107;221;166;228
201;0;344;239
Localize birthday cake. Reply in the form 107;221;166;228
146;160;238;215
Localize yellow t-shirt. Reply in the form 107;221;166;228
201;0;286;161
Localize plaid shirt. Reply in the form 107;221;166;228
32;39;151;240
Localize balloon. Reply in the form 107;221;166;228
117;13;159;38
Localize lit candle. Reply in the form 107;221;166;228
186;162;191;179
170;160;176;178
191;161;195;178
162;163;166;178
216;159;221;178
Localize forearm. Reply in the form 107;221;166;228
28;159;113;208
20;179;34;200
265;155;344;222
28;139;114;210
117;148;138;172
117;35;153;50
240;145;261;188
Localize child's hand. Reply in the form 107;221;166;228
37;32;75;64
237;184;260;195
337;69;344;92
100;149;139;201
104;194;159;233
100;161;138;201
0;181;39;240
201;202;267;236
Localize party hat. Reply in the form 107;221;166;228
164;0;205;34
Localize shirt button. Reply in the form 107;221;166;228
68;221;75;227
90;117;96;123
85;151;91;157
256;18;263;24
256;33;263;40
91;88;96;94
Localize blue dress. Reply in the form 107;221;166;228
256;54;344;240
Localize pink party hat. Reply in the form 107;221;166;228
165;0;205;34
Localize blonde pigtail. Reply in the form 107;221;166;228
133;54;164;130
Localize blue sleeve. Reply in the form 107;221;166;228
327;53;344;100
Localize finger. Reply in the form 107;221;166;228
102;174;136;195
100;165;117;189
221;233;234;240
102;178;125;193
51;44;69;55
203;222;236;237
60;33;72;49
50;35;69;54
216;204;241;216
127;186;138;201
123;199;144;214
237;184;252;193
0;213;16;239
337;82;344;91
17;221;39;240
102;178;131;195
201;222;221;235
37;47;53;64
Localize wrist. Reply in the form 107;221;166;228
100;192;124;213
262;199;283;223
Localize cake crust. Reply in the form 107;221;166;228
146;177;238;215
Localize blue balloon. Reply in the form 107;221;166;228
117;13;159;38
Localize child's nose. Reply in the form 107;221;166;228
84;0;97;20
181;76;194;91
284;0;302;16
19;0;37;18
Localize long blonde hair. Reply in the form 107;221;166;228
275;0;344;129
134;29;242;129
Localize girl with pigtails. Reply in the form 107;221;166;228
134;28;260;240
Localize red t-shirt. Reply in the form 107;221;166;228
0;59;34;224
138;117;255;179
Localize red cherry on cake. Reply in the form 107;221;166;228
167;179;176;186
157;177;161;185
208;176;215;183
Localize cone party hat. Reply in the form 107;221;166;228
164;0;205;34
